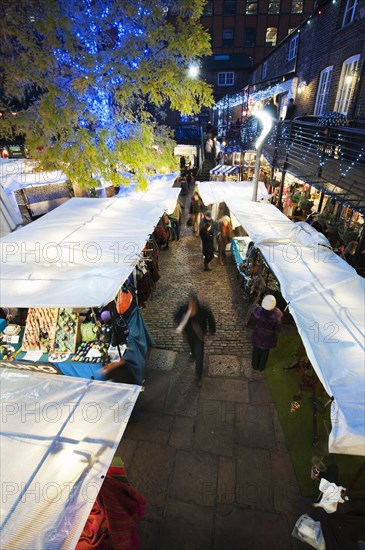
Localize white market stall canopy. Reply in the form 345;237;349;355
198;181;365;457
0;175;180;308
0;368;140;549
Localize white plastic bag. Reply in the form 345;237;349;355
292;514;326;550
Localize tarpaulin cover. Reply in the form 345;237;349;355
197;180;272;204
198;182;365;456
0;175;179;308
0;368;140;549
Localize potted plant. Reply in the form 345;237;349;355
289;192;302;205
325;214;340;234
338;225;359;245
298;196;314;212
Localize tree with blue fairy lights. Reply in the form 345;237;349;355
0;0;213;189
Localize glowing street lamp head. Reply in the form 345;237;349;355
252;109;273;149
188;64;199;78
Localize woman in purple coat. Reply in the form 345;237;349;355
251;295;283;371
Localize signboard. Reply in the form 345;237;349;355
0;361;63;375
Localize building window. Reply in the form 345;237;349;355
218;72;235;86
224;0;236;15
268;1;280;14
265;27;277;46
244;28;256;47
288;34;299;61
334;55;360;114
291;0;303;13
246;1;258;14
203;1;213;15
262;62;268;79
342;0;358;27
314;66;333;116
222;28;234;47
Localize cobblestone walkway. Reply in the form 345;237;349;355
142;190;251;358
116;187;308;550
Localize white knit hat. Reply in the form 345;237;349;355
261;295;276;311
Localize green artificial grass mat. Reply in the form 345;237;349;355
265;328;365;497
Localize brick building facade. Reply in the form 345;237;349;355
249;0;365;122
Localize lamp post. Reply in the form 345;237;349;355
251;110;273;202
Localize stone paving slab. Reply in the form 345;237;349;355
160;499;213;550
137;519;160;550
236;446;273;510
235;403;276;450
249;378;274;404
164;372;200;417
124;411;172;445
270;450;305;520
115;438;138;472
200;377;250;403
193;400;235;456
127;441;176;520
208;354;242;377
214;505;292;550
169;450;218;507
217;456;236;505
138;369;172;414
147;348;177;371
169;415;195;450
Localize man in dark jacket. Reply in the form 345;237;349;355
251;295;283;371
174;293;216;385
199;222;215;271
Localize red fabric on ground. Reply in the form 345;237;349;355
76;476;147;550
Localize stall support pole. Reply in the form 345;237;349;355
277;165;287;212
251;143;263;202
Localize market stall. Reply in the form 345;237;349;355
0;174;180;382
0;367;140;549
0;158;70;229
198;181;365;457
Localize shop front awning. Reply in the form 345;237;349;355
210;164;240;175
198;181;365;457
0;174;179;308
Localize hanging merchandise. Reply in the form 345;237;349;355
116;289;133;315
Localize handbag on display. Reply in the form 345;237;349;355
110;315;129;347
80;322;99;343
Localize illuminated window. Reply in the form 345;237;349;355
314;66;333;115
287;34;298;61
246;1;258;14
334;55;360;114
222;28;234;46
291;0;303;13
342;0;358;26
203;1;213;15
268;1;280;14
218;72;235;86
266;27;277;46
244;28;256;47
224;0;236;15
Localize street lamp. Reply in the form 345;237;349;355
188;63;199;78
251;109;273;202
